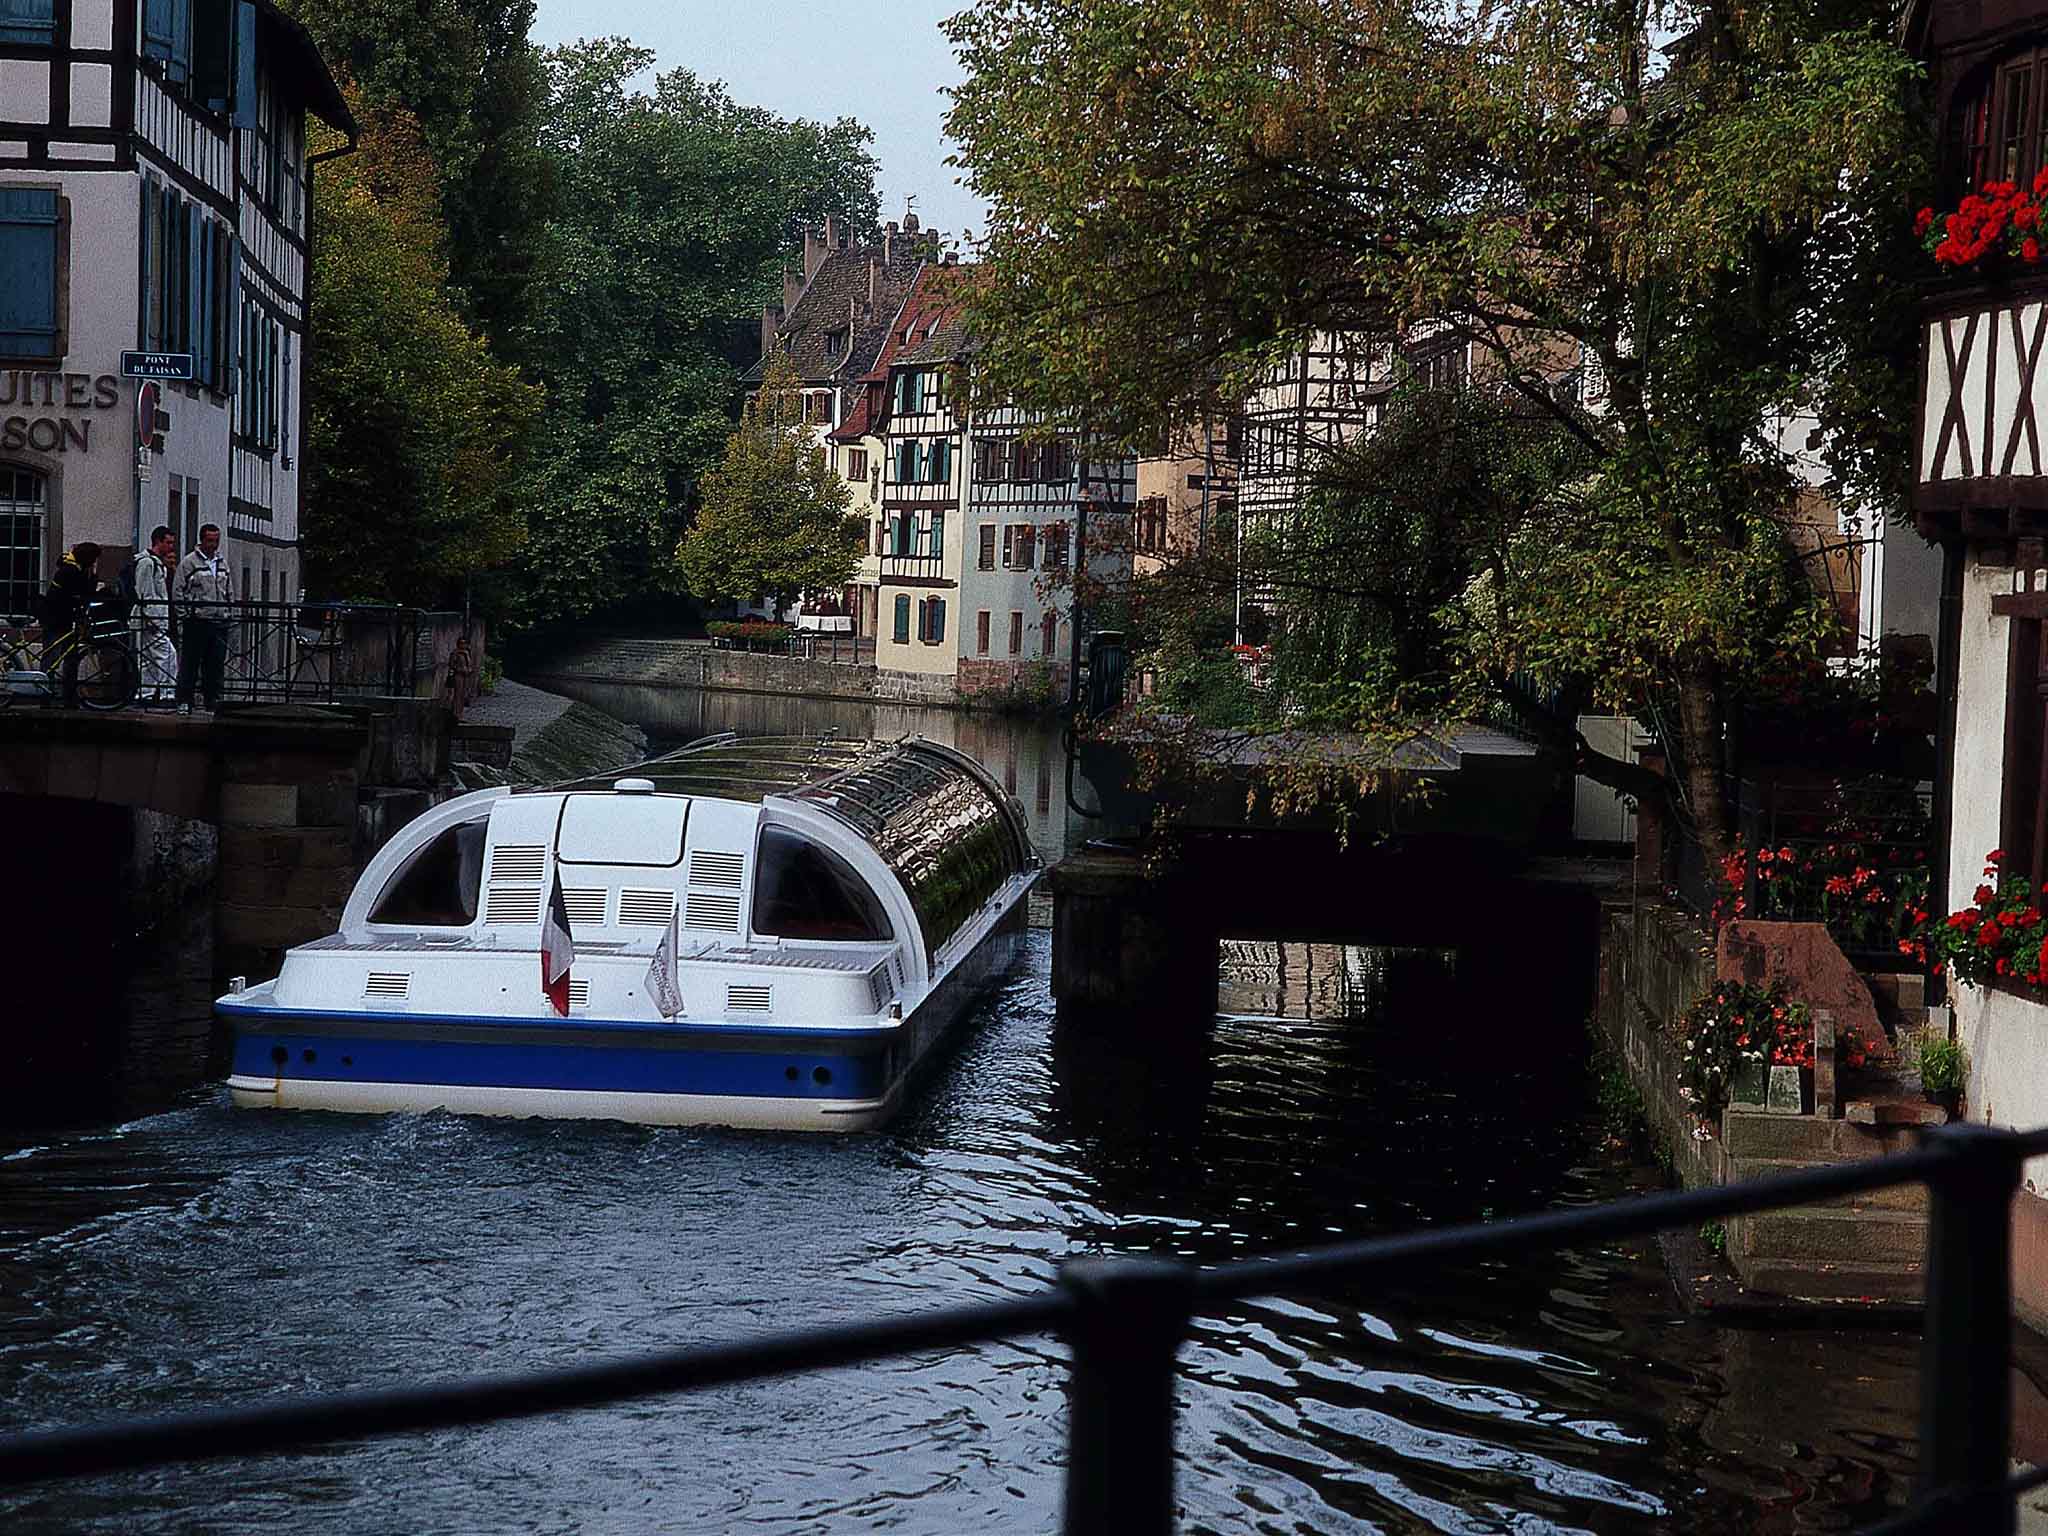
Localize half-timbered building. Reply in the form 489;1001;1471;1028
749;213;928;633
1907;0;2048;1329
0;0;351;617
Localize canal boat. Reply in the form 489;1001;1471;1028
218;735;1039;1131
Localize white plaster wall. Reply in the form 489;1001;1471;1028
0;172;138;557
69;63;113;128
1947;554;2048;1191
0;60;50;122
72;0;113;51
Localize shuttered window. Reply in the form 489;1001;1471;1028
1008;611;1023;656
892;593;911;643
978;524;996;571
930;438;951;485
976;610;990;655
929;510;944;561
142;0;193;86
0;0;55;45
0;188;58;360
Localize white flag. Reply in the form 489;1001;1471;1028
645;904;683;1019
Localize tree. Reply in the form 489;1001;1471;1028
281;0;556;356
506;41;880;626
944;0;1928;857
302;89;540;604
675;355;862;616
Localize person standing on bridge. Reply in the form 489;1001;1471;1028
132;525;177;707
174;523;233;715
39;542;100;707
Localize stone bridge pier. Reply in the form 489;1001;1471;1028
0;705;426;980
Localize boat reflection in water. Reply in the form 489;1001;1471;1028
218;735;1038;1130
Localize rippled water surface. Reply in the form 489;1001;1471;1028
0;935;1928;1534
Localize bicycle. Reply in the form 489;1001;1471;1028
0;608;140;710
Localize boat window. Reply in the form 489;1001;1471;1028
752;826;892;942
557;793;688;867
369;820;487;927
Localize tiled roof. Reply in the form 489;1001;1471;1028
892;263;979;365
744;237;927;387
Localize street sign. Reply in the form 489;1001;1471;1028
121;351;194;380
136;445;153;483
135;381;159;447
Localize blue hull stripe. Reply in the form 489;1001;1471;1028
229;1029;891;1101
217;1000;898;1044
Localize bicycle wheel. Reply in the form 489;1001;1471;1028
75;638;138;710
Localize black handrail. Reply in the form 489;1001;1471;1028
3;1121;2044;1533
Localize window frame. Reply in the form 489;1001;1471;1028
1951;47;2048;199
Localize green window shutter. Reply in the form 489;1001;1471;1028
0;188;58;359
893;594;910;643
930;598;945;644
930;512;943;562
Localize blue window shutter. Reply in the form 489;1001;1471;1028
233;0;256;128
143;0;175;63
195;219;211;385
931;598;945;644
185;204;202;358
0;0;55;46
930;511;944;562
893;595;910;643
0;188;58;359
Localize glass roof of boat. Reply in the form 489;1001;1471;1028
545;734;1035;969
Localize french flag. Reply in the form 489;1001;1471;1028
540;868;576;1016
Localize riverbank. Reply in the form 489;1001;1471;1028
518;635;1058;714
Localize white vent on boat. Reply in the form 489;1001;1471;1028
726;983;772;1013
488;844;547;882
690;850;745;888
484;886;543;926
868;964;894;1013
364;972;411;999
619;889;678;926
568;979;591;1009
685;891;742;932
561;888;608;926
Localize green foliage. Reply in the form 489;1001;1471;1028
675;355;863;616
302;92;539;604
280;0;556;354
1912;1028;1967;1093
1699;1221;1728;1258
944;0;1932;850
507;43;880;625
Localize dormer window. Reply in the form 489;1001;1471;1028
825;329;845;358
1953;45;2048;197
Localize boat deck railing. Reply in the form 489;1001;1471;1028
2;1122;2044;1533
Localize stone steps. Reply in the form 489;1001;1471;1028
1734;1256;1926;1304
1738;1204;1928;1265
1721;1106;1920;1161
1728;1156;1930;1212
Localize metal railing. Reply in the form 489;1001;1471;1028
7;601;465;707
1;1122;2043;1531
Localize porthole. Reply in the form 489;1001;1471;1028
784;1065;800;1082
271;1046;288;1066
812;1066;833;1087
302;1049;317;1064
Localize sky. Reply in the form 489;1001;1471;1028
530;1;990;242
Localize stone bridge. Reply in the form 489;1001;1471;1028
0;703;444;977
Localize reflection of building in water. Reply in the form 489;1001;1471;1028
1218;942;1455;1021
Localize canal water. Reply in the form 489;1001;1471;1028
0;687;1939;1532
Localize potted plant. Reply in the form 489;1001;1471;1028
1914;1028;1967;1116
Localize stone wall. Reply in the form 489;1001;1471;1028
1595;901;1729;1192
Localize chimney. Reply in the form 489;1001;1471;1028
943;250;958;266
824;213;840;252
803;226;828;282
783;268;804;314
884;220;898;265
903;211;920;234
760;304;784;362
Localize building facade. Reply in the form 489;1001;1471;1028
0;0;351;618
1907;0;2048;1330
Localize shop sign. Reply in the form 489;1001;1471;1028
0;370;124;455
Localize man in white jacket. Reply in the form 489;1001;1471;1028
173;523;233;713
132;524;176;705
